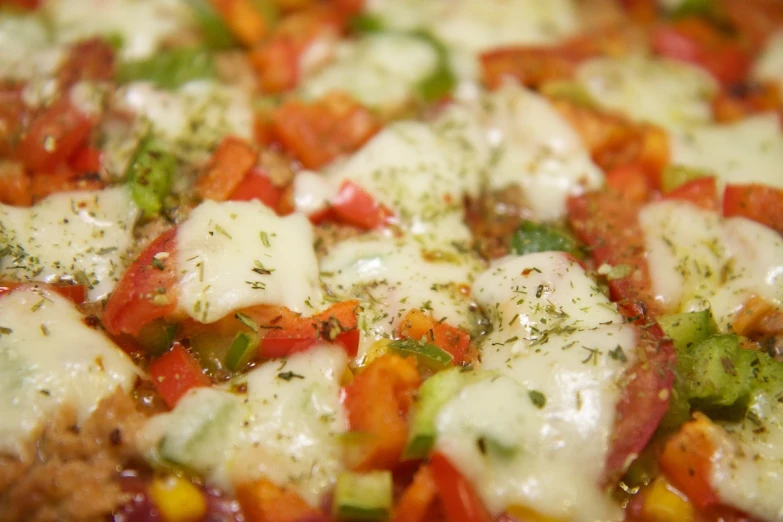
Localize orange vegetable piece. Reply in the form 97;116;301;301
195;136;258;201
343;355;421;470
236;478;326;522
393;465;439;522
148;343;211;408
0;161;31;206
397;309;472;365
209;0;270;46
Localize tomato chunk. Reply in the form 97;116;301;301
430;452;493;522
663;176;719;212
0;162;31;206
271;92;380;169
229;168;283;210
103;228;179;336
330;180;393;230
195;136;258;202
344;355;420;470
659;416;721;509
723;183;783;235
393;465;439;522
149;343;211;408
236;478;327;522
16;98;93;172
397;309;472;365
57;37;115;89
259;300;360;358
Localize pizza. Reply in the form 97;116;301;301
1;0;782;521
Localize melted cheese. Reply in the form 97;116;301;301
176;200;322;323
46;0;190;60
319;232;483;360
437;252;636;520
0;188;139;301
139;344;347;506
0;14;63;83
710;396;783;521
671;115;783;190
575;55;717;131
753;30;783;89
300;33;439;110
640;200;783;328
113;81;253;166
0;286;139;458
480;83;603;220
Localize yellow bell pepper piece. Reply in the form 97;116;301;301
149;475;208;522
507;505;564;522
642;478;695;522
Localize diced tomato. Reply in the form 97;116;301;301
480;46;580;90
723;183;783;235
330;180;393;230
659;416;721;509
430;452;493;522
209;0;271;46
721;0;783;51
229;168;282;210
343;355;421;470
249;37;300;94
57;37;115;90
0;0;41;9
68;146;102;174
605;164;653;203
259;300;360;358
30;165;104;202
651;20;752;86
567;186;660;321
0;281;86;304
332;0;363;16
195;136;258;202
0;161;31;206
393;465;439;522
16;98;93;172
663;176;719;212
103;228;179;337
605;330;675;482
236;478;327;522
0;82;27;157
712;82;782;124
397;309;472;365
271;92;380;169
148;343;211;408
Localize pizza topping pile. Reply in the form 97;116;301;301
1;0;783;521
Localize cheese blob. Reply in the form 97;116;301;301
436;252;637;521
139;344;348;506
0;286;139;458
176;200;322;323
0;187;139;301
575;55;717;131
640;200;783;328
670;114;783;191
753;30;783;89
319;232;484;360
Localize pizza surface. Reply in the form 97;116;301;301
1;0;783;521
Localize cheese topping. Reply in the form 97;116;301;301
113;81;254;166
575;55;717;131
319;232;483;360
436;252;636;520
753;30;783;89
0;187;139;301
479;83;603;220
140;344;347;506
640;200;783;328
46;0;190;60
0;286;139;458
176;200;322;324
0;14;63;83
670;114;783;191
300;33;440;110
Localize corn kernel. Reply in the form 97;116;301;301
507;505;564;522
642;478;695;522
149;475;207;522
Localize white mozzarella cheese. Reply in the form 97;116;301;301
176;200;322;323
293;170;337;216
0;286;139;458
710;398;783;521
319;232;483;361
670;115;783;190
0;187;139;301
0;14;63;84
575;55;717;131
46;0;190;60
300;33;439;110
139;344;347;506
479;83;603;220
112;80;253;166
639;200;783;329
753;30;783;89
436;252;637;520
